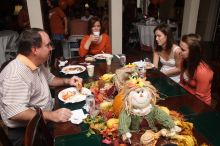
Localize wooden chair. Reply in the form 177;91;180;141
63;35;83;59
24;107;53;146
69;35;84;58
64;19;87;59
69;19;88;35
0;123;13;146
0;59;13;73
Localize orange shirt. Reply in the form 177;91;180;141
180;62;213;105
79;33;112;57
49;7;66;35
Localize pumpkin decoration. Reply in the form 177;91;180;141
113;89;125;117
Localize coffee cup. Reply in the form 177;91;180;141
93;31;100;37
87;65;94;77
119;54;126;66
106;56;112;65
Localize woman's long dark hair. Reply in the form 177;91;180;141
154;23;174;53
87;16;103;35
181;34;206;79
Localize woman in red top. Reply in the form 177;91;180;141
79;16;112;57
179;34;213;106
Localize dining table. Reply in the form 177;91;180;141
51;56;220;146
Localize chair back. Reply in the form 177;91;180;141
69;19;88;35
63;35;83;59
0;59;13;73
24;107;53;146
0;123;13;146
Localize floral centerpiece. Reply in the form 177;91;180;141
84;73;116;104
83;65;204;145
84;100;119;144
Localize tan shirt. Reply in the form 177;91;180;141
0;54;55;128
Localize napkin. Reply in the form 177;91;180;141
135;60;146;68
58;60;68;67
69;109;88;124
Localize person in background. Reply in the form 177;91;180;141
65;0;76;18
69;9;88;35
102;16;109;35
136;8;144;22
101;7;109;34
147;0;159;19
153;23;182;83
0;28;82;146
17;0;30;32
79;16;112;57
49;0;68;65
179;34;213;106
81;8;93;21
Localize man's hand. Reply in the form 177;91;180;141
69;76;83;86
51;108;72;122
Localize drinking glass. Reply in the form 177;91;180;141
87;65;94;77
106;56;113;65
86;95;95;116
119;54;126;66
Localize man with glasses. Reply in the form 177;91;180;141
0;28;82;146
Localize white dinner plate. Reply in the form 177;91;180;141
93;53;113;60
58;87;91;103
133;61;155;69
61;65;86;74
145;62;155;69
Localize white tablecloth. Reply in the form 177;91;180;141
0;30;19;66
135;22;178;49
135;23;157;48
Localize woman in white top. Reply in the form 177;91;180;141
153;23;182;82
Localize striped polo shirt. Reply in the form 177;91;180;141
0;54;55;128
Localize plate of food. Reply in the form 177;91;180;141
61;65;86;74
133;61;146;68
58;87;92;103
93;53;113;60
85;56;95;62
133;61;154;69
145;62;155;69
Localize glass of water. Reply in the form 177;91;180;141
86;95;95;115
144;57;151;63
119;54;126;66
